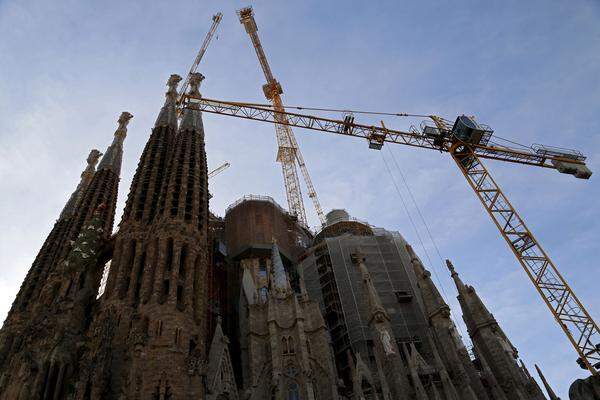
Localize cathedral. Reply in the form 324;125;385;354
0;74;560;400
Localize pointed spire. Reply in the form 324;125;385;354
407;245;450;319
154;74;182;128
402;343;429;400
535;364;560;400
446;259;467;295
180;73;205;132
270;240;291;298
296;265;310;302
241;267;258;304
351;251;388;322
97;111;133;176
59;149;102;219
427;335;461;400
447;259;497;330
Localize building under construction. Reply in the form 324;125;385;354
0;5;599;400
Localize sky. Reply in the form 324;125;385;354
1;0;599;397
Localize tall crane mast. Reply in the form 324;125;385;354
237;7;326;226
177;12;223;105
183;94;599;374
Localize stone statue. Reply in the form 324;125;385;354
378;327;395;355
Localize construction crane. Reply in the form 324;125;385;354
177;12;223;106
182;94;599;374
208;162;230;179
237;7;326;227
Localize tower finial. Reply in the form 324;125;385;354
59;149;103;219
179;73;204;132
167;74;182;102
446;259;468;295
155;74;182;128
188;72;204;97
446;259;456;275
116;111;133;137
97;111;133;175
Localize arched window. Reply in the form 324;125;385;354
288;336;295;354
287;382;300;400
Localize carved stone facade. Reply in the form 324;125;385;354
238;243;339;400
0;111;131;399
0;77;564;400
301;210;556;400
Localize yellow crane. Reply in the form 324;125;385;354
237;7;326;227
178;12;223;106
182;94;599;374
208;162;230;179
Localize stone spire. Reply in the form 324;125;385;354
535;364;560;400
154;74;181;129
120;74;181;224
59;149;102;219
205;317;239;399
180;72;204;132
97;111;133;176
270;241;291;297
402;342;429;400
351;251;388;323
408;249;486;400
447;260;531;400
406;245;449;320
447;259;497;331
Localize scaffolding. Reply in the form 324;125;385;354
302;227;434;385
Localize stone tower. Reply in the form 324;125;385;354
447;260;547;400
74;73;210;399
406;245;488;400
239;242;339;400
1;147;100;329
349;251;412;400
0;111;132;399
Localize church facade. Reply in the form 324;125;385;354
0;75;558;400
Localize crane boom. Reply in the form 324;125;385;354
208;162;230;179
237;7;326;226
450;144;599;374
182;94;599;373
178;12;223;104
187;96;591;173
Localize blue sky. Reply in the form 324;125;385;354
1;0;599;397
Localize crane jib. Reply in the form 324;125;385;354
181;92;598;374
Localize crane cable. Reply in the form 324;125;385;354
222;99;432;118
380;147;467;339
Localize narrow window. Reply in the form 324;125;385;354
166;238;174;271
156;320;163;336
176;285;184;311
134;251;146;302
178;245;188;278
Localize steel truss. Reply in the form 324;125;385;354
450;143;599;373
187;96;587;170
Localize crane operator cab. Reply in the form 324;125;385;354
448;115;493;169
450;115;493;146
